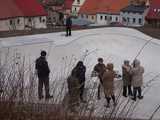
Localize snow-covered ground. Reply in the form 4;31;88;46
0;27;160;119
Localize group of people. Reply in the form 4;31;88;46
35;51;144;110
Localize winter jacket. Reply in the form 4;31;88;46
130;59;144;87
94;63;106;82
122;64;132;86
35;56;50;78
67;74;80;105
66;17;72;27
102;69;116;97
72;65;86;83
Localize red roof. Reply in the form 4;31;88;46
97;0;129;14
0;0;47;20
79;0;99;15
146;0;160;20
79;0;129;15
64;0;74;10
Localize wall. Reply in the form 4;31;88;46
120;11;146;26
97;13;120;25
0;16;47;31
79;14;96;23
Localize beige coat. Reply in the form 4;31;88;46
130;59;144;87
102;69;115;97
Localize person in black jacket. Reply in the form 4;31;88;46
93;58;106;100
66;14;72;37
35;51;53;100
72;61;86;102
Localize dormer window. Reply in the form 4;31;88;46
77;0;80;4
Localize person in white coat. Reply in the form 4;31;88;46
130;59;144;101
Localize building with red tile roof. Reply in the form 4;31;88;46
145;0;160;27
79;0;130;24
0;0;47;31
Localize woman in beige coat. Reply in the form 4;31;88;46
130;59;144;101
102;63;116;107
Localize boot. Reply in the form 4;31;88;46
138;96;143;99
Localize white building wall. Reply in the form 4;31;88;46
96;13;120;25
15;17;25;30
34;16;47;29
24;16;47;30
0;17;25;31
79;14;96;23
0;20;10;31
0;16;47;31
120;12;146;26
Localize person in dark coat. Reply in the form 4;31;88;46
72;61;86;102
67;68;80;113
122;60;132;97
93;58;106;100
35;51;53;100
65;14;72;37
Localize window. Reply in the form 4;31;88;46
17;19;20;24
110;16;112;21
127;17;130;23
28;18;32;22
92;16;94;20
116;17;118;21
75;7;77;11
105;16;107;20
133;18;136;23
86;15;88;19
10;20;13;25
39;17;42;22
77;0;80;4
139;18;142;24
100;16;103;20
42;19;46;23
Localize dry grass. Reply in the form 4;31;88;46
0;50;159;120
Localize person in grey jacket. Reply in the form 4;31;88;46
130;59;144;101
122;60;132;97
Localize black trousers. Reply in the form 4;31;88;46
66;26;71;36
38;77;50;98
79;81;85;100
123;85;133;96
98;76;103;99
106;95;115;104
133;87;142;99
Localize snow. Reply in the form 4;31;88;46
0;27;160;119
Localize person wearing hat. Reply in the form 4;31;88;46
102;63;116;107
35;51;53;100
122;60;132;97
93;58;106;100
130;59;144;101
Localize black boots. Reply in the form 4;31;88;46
105;95;116;108
132;87;143;101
